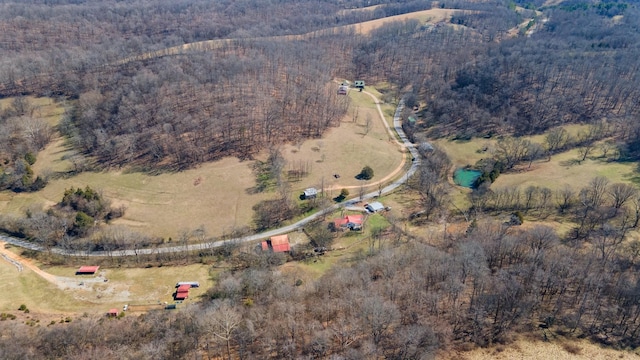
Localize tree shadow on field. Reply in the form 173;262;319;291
559;159;582;167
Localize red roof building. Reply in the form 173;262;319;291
261;234;291;253
177;284;191;292
333;214;364;230
175;291;189;300
107;308;118;317
76;266;100;274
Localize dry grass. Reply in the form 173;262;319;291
434;126;638;193
442;337;639;359
491;149;637;191
0;254;87;314
0;247;214;314
132;8;469;61
1;89;402;240
341;8;465;35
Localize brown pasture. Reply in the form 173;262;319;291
1;87;402;239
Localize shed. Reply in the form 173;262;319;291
303;188;318;199
76;266;100;275
107;308;118;317
365;202;385;213
261;234;291;253
177;284;191;292
176;282;200;288
354;80;365;89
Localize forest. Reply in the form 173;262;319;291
1;0;640;358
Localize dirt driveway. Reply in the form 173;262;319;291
0;241;131;302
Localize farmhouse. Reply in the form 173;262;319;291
354;80;365;90
261;234;291;253
76;266;99;275
337;85;348;95
365;202;385;213
332;214;364;231
303;188;318;199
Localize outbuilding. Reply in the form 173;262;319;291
365;202;385;213
175;291;189;300
76;266;100;275
176;282;200;288
261;234;291;253
177;284;191;293
303;188;318;199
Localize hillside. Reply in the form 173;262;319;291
1;0;640;359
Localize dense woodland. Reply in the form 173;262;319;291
2;217;640;359
2;0;640;358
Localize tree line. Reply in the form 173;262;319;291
2;217;640;358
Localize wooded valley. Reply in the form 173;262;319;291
2;0;640;358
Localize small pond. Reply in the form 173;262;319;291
453;168;482;188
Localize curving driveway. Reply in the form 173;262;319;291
0;98;420;257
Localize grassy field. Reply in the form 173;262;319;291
445;336;640;359
434;130;639;192
0;89;402;240
0;246;214;314
0;255;81;314
432;129;640;239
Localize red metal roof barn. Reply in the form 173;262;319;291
76;266;100;274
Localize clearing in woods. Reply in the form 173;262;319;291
0;87;403;239
0;242;213;313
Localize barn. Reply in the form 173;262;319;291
174;291;189;300
176;284;191;293
261;234;291;253
76;266;100;275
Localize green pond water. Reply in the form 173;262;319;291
453;168;482;188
